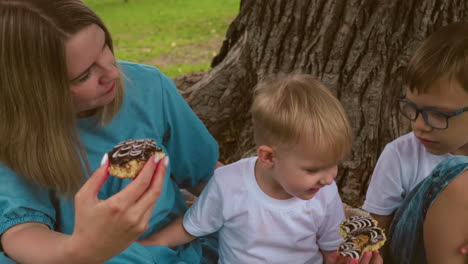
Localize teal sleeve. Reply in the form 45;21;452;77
0;165;55;238
105;243;156;264
159;74;219;188
0;252;16;263
106;242;199;264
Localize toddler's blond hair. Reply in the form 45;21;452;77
251;74;352;161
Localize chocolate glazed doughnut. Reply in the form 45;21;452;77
108;139;165;179
337;215;387;260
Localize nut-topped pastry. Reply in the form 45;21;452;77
108;139;165;179
337;215;386;260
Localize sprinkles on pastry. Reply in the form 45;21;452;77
337;215;386;260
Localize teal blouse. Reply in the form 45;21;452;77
0;61;219;263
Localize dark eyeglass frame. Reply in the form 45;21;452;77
396;98;468;130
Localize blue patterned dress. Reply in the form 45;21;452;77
387;155;468;264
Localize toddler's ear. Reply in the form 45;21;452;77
257;145;275;168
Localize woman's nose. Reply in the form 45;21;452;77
99;63;120;84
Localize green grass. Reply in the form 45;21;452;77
84;0;239;77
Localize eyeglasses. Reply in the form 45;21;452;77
396;98;468;129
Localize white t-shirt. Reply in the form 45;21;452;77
183;157;345;264
362;132;451;215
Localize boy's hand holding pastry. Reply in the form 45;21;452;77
325;215;385;264
325;251;382;264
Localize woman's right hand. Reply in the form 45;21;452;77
67;155;168;263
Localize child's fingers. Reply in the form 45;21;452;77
461;245;468;254
359;251;382;264
371;251;383;264
357;252;371;264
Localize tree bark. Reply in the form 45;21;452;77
180;0;468;207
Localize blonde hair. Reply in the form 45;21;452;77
405;22;468;93
251;74;353;161
0;0;124;195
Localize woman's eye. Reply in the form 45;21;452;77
78;70;92;82
78;65;95;83
78;72;91;82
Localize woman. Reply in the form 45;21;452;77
0;0;219;263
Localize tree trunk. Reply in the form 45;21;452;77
180;0;468;207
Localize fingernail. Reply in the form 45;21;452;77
154;155;160;164
100;153;108;167
163;156;169;167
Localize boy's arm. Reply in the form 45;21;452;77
363;144;405;217
424;171;468;264
369;213;393;259
139;215;196;248
322;250;339;264
142;167;225;248
369;213;393;233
